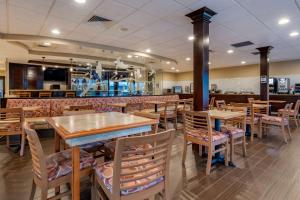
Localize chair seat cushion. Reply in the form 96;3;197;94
45;149;95;181
278;109;295;115
187;129;227;142
95;161;164;196
246;116;259;125
80;141;105;153
261;116;288;124
221;125;244;137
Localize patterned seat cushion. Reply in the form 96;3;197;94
187;129;227;142
95;161;164;196
221;125;244;136
80;141;105;153
246;116;259;124
45;149;95;181
261;116;288;124
278;109;295;115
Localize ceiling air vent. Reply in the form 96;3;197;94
88;15;112;22
231;41;254;48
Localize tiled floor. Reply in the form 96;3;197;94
0;124;299;200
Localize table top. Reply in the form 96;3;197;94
108;103;128;108
144;101;166;105
47;112;157;139
205;110;245;120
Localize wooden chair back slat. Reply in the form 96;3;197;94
209;97;215;109
112;130;174;196
215;100;226;109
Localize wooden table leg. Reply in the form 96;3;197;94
72;146;80;200
54;131;61;153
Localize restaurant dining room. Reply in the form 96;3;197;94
1;0;300;200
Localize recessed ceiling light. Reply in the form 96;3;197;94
51;29;60;35
176;69;179;72
171;67;175;70
186;57;191;61
145;48;151;53
43;42;51;46
55;65;58;68
289;31;299;37
42;66;46;71
166;61;170;64
70;67;73;72
241;61;246;64
87;63;91;66
188;35;195;41
127;55;132;58
74;0;86;4
134;55;139;58
208;62;211;65
227;49;234;54
278;17;290;25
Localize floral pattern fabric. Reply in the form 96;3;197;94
261;116;289;124
221;125;244;137
94;160;164;196
187;129;228;142
45;149;95;181
80;141;105;153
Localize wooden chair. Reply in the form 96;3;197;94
260;103;293;143
215;100;226;109
247;103;267;142
65;91;76;97
222;106;247;163
18;91;31;98
39;91;52;98
177;98;194;121
0;108;25;156
159;100;178;130
69;104;94;111
104;111;160;161
209;96;215;109
248;98;254;103
92;130;174;200
182;111;229;175
23;124;95;200
278;99;300;127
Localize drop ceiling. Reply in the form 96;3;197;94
0;0;300;72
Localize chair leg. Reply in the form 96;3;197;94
40;187;48;200
206;146;212;175
29;180;36;200
20;133;26;156
174;117;178;130
224;141;229;167
230;137;234;163
242;135;247;157
281;125;288;144
287;124;292;139
259;122;263;139
164;118;168;131
182;139;187;165
6;136;10;148
294;116;299;127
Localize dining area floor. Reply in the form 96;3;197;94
0;124;300;200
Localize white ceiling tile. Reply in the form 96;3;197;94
100;21;140;39
187;0;236;12
93;0;136;22
143;20;176;35
9;0;54;11
162;7;192;27
41;16;79;34
115;0;151;9
9;5;46;27
121;11;159;29
140;0;186;18
0;3;7;29
67;30;98;42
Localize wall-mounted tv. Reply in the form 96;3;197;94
44;68;67;82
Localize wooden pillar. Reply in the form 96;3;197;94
186;7;216;111
257;46;273;101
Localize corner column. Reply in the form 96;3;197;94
186;7;216;111
257;46;273;101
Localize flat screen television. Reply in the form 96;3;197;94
44;68;67;82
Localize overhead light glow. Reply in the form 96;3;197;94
145;48;151;53
176;69;179;72
278;17;290;25
171;67;175;70
188;35;195;41
208;62;211;65
74;0;86;4
166;61;170;64
42;66;46;71
127;55;132;58
227;49;234;54
43;42;51;46
186;57;191;61
134;55;139;58
241;61;246;64
289;31;299;37
87;63;91;66
51;29;60;35
70;67;73;72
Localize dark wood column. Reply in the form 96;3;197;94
186;7;216;111
257;46;273;101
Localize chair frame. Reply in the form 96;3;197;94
92;130;175;200
278;99;300;127
182;111;229;175
159;100;178;130
24;124;92;200
215;100;226;110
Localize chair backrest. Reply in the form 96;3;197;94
23;124;47;182
252;101;269;115
133;111;160;134
65;92;76;97
215;100;226;109
183;98;194;111
225;106;247;129
18;91;31;98
183;111;213;142
294;100;300;116
63;109;95;116
69;104;93;111
39;92;52;98
163;100;178;117
248;98;254;103
0;108;23;133
209;97;215;109
112;130;174;199
282;103;294;119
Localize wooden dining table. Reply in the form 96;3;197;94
47;112;158;200
144;101;166;112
